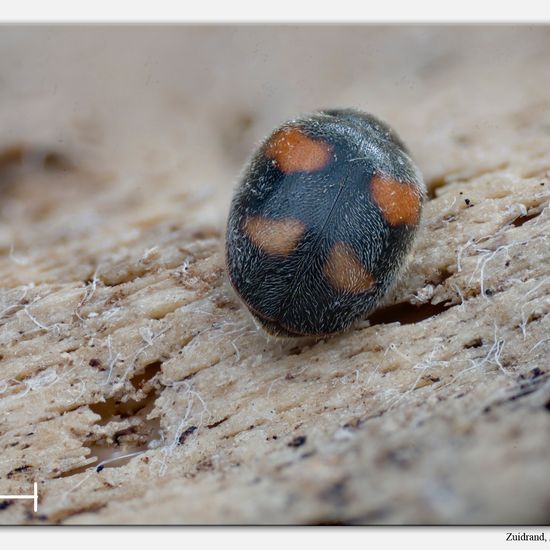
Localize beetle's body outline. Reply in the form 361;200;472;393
226;109;425;337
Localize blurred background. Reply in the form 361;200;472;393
1;26;550;261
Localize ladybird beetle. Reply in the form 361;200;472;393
225;108;425;337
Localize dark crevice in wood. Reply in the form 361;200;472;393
207;416;229;429
55;361;163;478
465;338;483;349
368;300;450;327
511;211;542;227
426;176;449;200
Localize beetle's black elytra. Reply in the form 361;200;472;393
225;108;425;337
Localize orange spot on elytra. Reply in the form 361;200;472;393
243;216;305;256
370;174;422;226
324;242;375;294
265;127;332;174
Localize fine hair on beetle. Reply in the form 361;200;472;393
225;108;425;338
